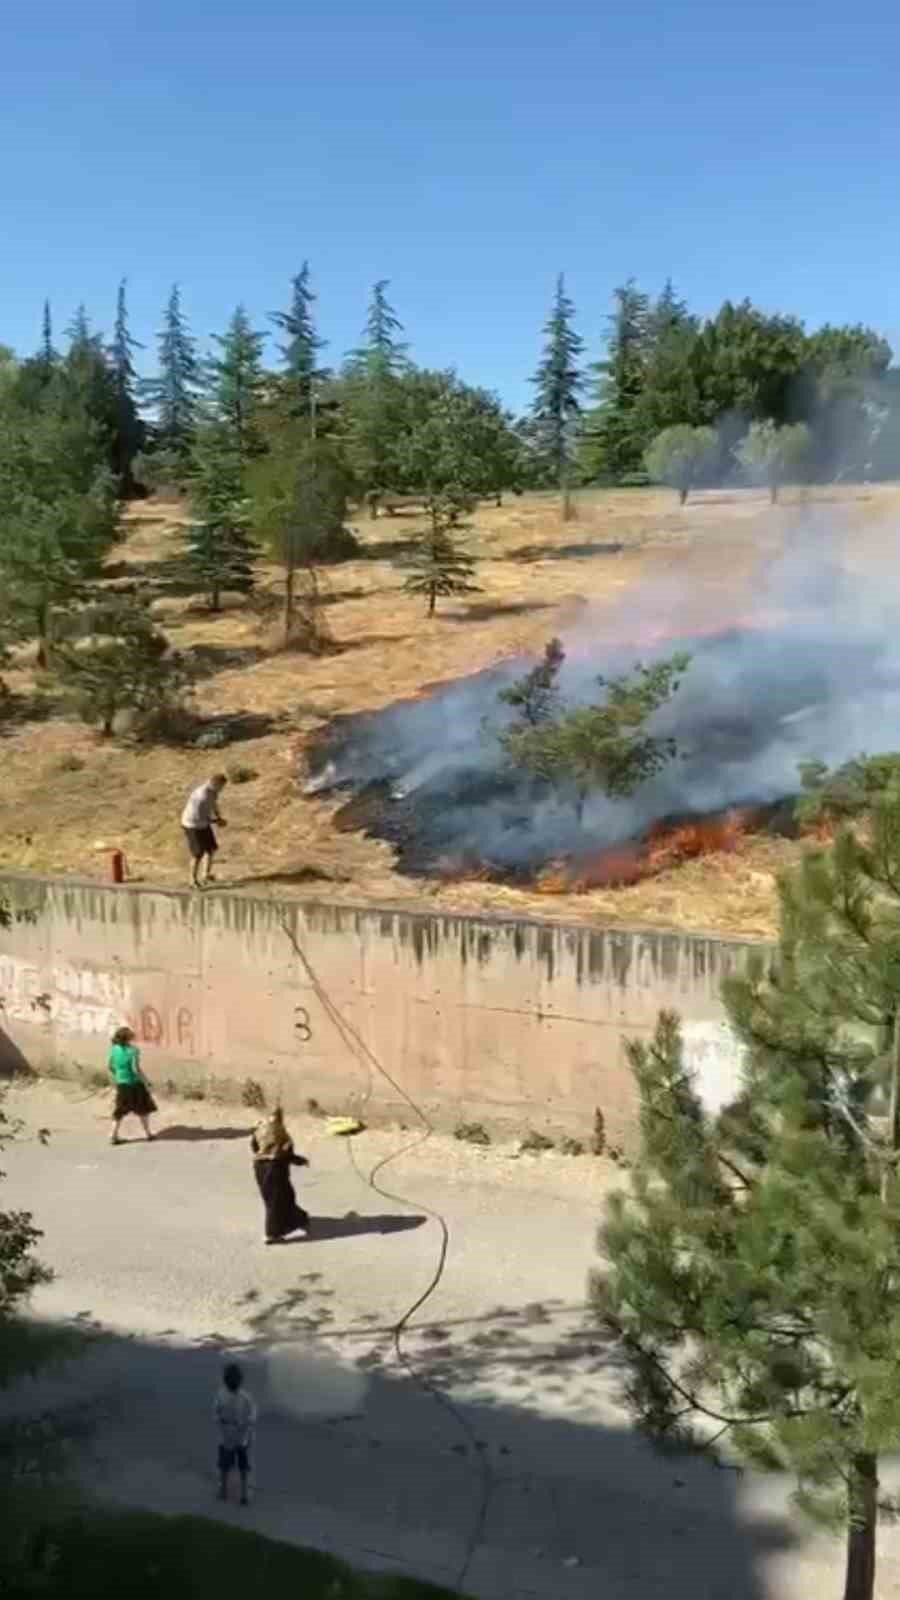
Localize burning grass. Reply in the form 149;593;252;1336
0;483;897;939
535;806;765;892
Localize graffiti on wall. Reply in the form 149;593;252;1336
0;958;196;1056
682;1019;746;1114
0;957;129;1038
127;1004;196;1054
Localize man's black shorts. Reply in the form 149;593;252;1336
218;1444;250;1474
184;825;217;860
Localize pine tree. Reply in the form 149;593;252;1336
530;274;584;520
582;280;650;482
270;262;328;427
597;793;900;1600
206;304;266;463
498;652;687;817
51;594;187;737
402;519;479;617
647;278;690;347
357;280;408;375
0;402;118;664
59;308;121;471
631;283;702;450
66;304;93;355
110;279;144;492
144;284;200;465
499;637;565;727
40;300;56;366
342;280;409;510
250;435;354;647
183;429;258;611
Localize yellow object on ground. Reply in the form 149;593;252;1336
325;1116;365;1137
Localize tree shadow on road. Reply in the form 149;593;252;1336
6;1305;803;1600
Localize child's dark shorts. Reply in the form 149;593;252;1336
218;1444;250;1474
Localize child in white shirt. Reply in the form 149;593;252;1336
215;1362;256;1506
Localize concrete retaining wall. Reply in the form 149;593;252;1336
0;875;767;1145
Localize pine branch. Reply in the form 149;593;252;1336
641;1095;755;1191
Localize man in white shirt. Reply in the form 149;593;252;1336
181;773;228;888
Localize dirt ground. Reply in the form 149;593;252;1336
6;1078;899;1598
0;482;897;939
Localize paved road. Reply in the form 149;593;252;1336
3;1081;897;1599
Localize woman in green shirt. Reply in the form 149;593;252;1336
108;1026;157;1145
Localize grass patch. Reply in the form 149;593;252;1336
9;1507;460;1599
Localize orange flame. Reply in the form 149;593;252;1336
533;807;758;895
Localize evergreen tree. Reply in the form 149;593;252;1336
530;274;584;519
582;280;650;482
58;309;122;476
0;398;118;664
144;284;200;467
40;300;56;366
690;300;806;445
646;278;690;347
183;429;258;610
402;525;479;617
270;262;328;426
66;304;93;354
498;651;688;818
250;434;355;647
110;279;144;492
632;283;702;449
206;304;266;463
597;794;900;1600
342;279;409;509
50;594;187;737
358;280;408;373
499;637;565;727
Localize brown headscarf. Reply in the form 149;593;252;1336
253;1107;293;1159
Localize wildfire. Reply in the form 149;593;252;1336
534;807;759;894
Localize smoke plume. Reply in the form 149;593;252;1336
306;508;900;881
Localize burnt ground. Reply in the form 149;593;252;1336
0;484;897;937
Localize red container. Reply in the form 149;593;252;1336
111;850;126;884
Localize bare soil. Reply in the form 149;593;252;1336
0;482;896;939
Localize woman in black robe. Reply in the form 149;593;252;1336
251;1108;310;1244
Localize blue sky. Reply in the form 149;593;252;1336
3;0;900;411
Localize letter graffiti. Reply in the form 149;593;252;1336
176;1007;195;1053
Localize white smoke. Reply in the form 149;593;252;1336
308;502;900;874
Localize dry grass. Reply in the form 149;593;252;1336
1;481;897;938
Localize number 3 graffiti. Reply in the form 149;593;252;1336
294;1005;312;1044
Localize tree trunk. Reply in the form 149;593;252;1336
843;1452;877;1600
561;474;574;522
35;606;48;669
679;486;688;506
428;584;436;617
769;481;778;505
210;588;221;614
495;489;503;507
284;566;295;644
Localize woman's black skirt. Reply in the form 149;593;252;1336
254;1157;309;1241
114;1080;157;1119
